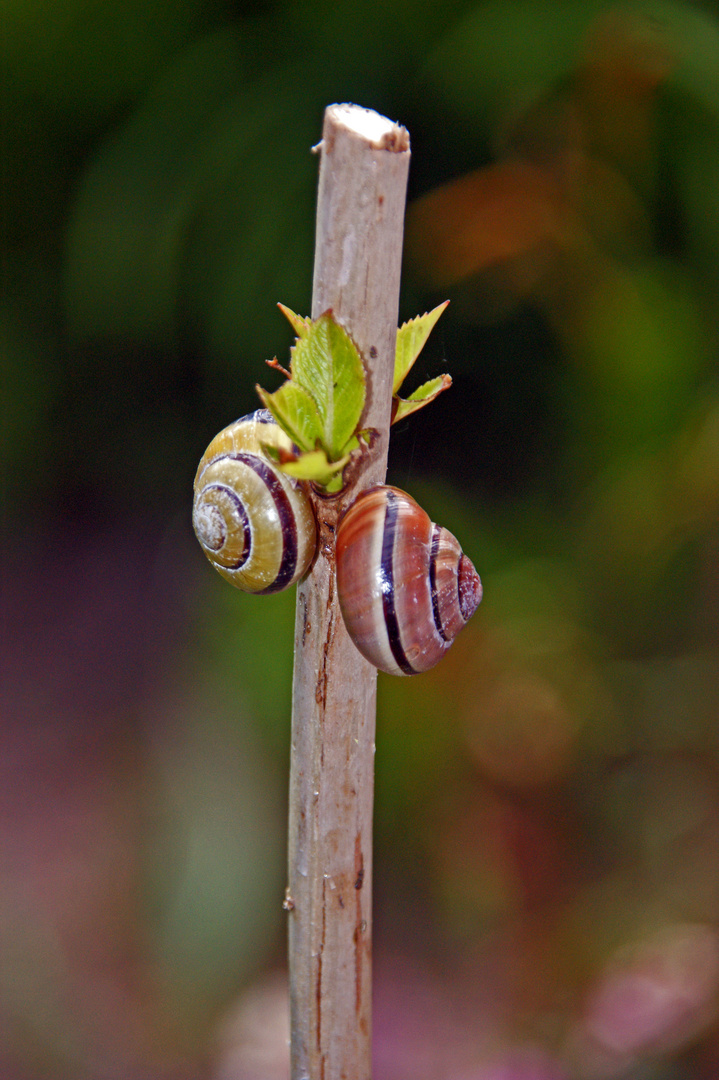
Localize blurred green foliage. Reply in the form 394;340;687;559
4;0;719;1076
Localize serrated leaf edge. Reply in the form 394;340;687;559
394;300;450;394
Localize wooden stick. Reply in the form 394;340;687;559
287;104;410;1080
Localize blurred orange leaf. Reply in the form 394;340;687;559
406;158;579;288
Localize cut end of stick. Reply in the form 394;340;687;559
326;103;410;153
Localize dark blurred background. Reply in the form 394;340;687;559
3;0;719;1077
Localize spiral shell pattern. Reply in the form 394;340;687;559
192;410;317;593
336;485;482;675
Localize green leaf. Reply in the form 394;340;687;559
393;373;453;424
290;312;365;458
394;300;449;394
256;379;322;452
258;304;452;492
324;473;344;494
278;447;349;488
277;303;312;338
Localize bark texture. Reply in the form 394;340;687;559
287;104;410;1080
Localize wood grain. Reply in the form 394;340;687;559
287;104;410;1080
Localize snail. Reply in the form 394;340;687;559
336;485;482;675
193;415;482;673
192;410;317;593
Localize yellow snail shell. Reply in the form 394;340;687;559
192;410;317;593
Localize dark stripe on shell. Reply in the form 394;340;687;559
380;489;416;675
201;483;251;567
429;524;450;642
231;451;298;594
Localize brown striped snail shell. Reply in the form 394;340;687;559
336;485;482;675
192;409;317;593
